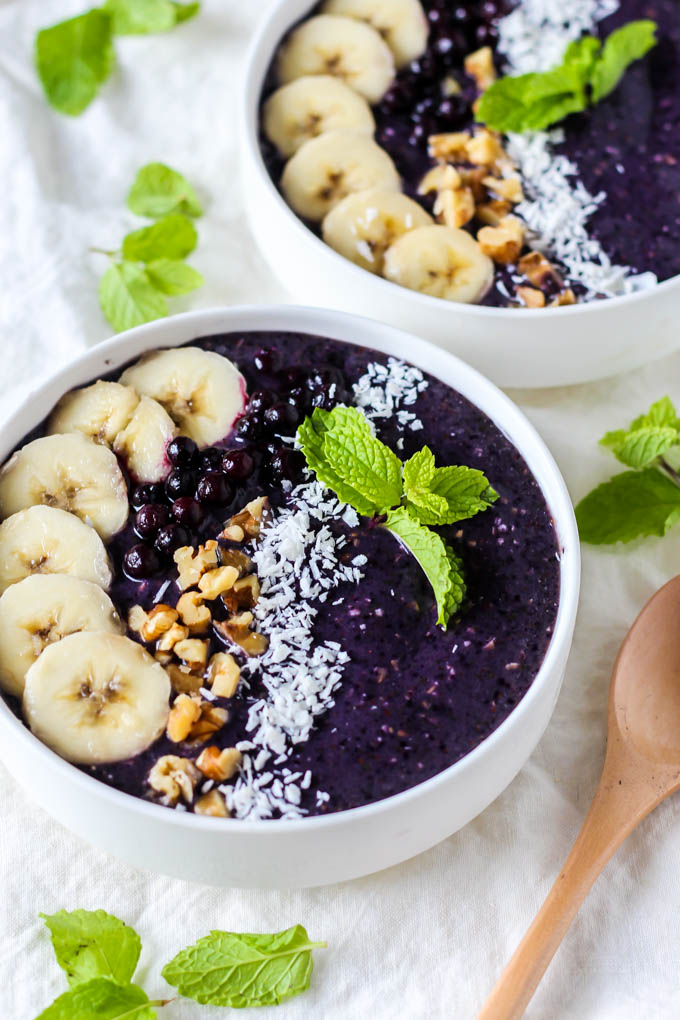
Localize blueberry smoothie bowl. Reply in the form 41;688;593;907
0;307;579;886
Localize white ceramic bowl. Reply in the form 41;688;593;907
0;305;579;887
239;0;680;389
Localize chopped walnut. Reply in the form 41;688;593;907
207;652;241;698
550;288;577;306
176;590;211;634
418;163;461;195
466;128;504;167
154;649;173;666
167;693;202;742
477;215;524;264
518;250;562;288
198;565;239;600
464;46;496;91
196;745;242;781
174;637;210;671
194;790;230;817
166;663;203;695
156;622;190;652
226;497;268;540
434;186;475;228
188;703;229;743
174;540;219;590
222;574;261;614
219;547;252;575
148;755;200;805
476;199;512;226
428;131;470;160
482;174;524;203
139;604;178;642
459;166;488;202
516;285;546;308
128;605;147;634
214;611;269;657
221;525;245;543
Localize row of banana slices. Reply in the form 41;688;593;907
262;0;494;303
0;347;246;767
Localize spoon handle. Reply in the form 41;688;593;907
477;743;662;1020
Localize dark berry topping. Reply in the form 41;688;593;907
197;446;223;471
167;436;198;468
134;503;169;539
263;402;299;432
155;523;190;556
196;471;233;505
247;389;275;413
234;414;263;440
123;543;160;580
268;447;306;486
170;496;203;528
253;347;281;373
221;448;255;480
131;482;165;511
165;468;197;500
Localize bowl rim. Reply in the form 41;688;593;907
240;0;680;320
0;304;580;834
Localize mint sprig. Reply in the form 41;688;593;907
576;396;680;544
476;19;657;133
35;2;200;115
95;165;204;333
297;405;497;628
34;909;324;1016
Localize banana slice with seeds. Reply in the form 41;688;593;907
0;506;112;595
383;224;494;303
282;130;401;222
24;632;171;765
322;188;433;274
322;0;428;69
113;396;177;482
0;433;128;542
0;574;122;698
48;381;140;446
120;347;246;448
263;75;375;158
277;14;395;103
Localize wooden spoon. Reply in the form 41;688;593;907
478;574;680;1020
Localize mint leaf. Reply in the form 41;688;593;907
35;979;156;1020
128;163;202;218
402;446;435;492
122;214;197;262
600;426;677;469
40;909;141;988
172;1;200;23
161;925;325;1008
562;35;602;82
35;10;115;116
321;409;402;514
385;507;465;627
105;0;199;34
146;259;203;295
298;409;378;515
403;448;498;525
99;261;168;332
590;20;657;102
575;467;680;544
630;395;680;431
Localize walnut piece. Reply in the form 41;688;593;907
188;703;229;744
176;590;211;634
464;46;496;91
434;186;475;228
166;663;203;695
167;693;202;742
428;131;470;160
476;199;512;226
140;604;178;642
477;215;524;264
226;497;268;540
482;174;524;203
518;250;562;288
207;652;241;698
128;605;147;634
156;622;189;653
174;540;219;590
198;565;239;600
221;573;261;614
196;745;242;781
418;163;461;195
194;790;229;817
148;755;200;805
214;611;269;657
550;288;577;306
466;129;504;167
174;637;210;671
516;285;546;308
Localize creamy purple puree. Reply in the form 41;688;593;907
0;332;560;818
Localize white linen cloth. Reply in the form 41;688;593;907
2;2;680;1017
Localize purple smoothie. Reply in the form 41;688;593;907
3;331;560;817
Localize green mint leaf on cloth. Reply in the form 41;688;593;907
385;508;465;626
575;467;680;544
297;408;380;516
99;261;168;332
146;259;204;295
40;909;141;988
104;0;199;34
35;10;115;116
35;978;157;1020
161;925;325;1008
122;214;197;262
600;397;680;468
590;20;657;102
127;163;203;218
630;395;680;431
321;407;403;514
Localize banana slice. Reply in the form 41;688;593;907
277;14;395;103
113;396;177;483
0;506;112;595
263;75;375;158
24;632;171;765
48;381;140;446
282;130;401;222
322;0;428;68
383;224;494;303
0;434;128;542
0;574;122;698
120;347;246;447
322;188;433;274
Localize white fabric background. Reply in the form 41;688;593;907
2;2;679;1017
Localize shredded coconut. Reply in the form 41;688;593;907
496;0;657;297
353;357;428;430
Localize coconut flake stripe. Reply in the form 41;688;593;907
220;480;362;821
496;0;657;298
352;357;428;431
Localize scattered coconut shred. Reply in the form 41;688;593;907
220;360;429;820
496;0;657;297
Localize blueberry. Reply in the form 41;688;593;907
222;448;255;480
165;468;197;500
305;366;347;394
196;471;233;505
155;523;190;556
247;389;275;413
123;543;160;580
134;503;169;539
287;385;310;413
253;347;281;373
264;402;299;432
131;483;165;511
268;447;306;485
167;436;198;468
197;446;223;471
310;383;342;410
234;413;263;440
171;496;203;528
278;366;305;391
